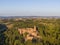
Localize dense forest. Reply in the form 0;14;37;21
0;18;60;45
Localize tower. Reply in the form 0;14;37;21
34;25;36;31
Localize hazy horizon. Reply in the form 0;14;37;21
0;0;60;16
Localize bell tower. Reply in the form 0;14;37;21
34;25;36;31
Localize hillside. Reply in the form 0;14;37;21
0;17;60;45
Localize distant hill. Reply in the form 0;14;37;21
0;16;60;19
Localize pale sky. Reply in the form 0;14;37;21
0;0;60;16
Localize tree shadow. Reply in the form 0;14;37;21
0;24;8;45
